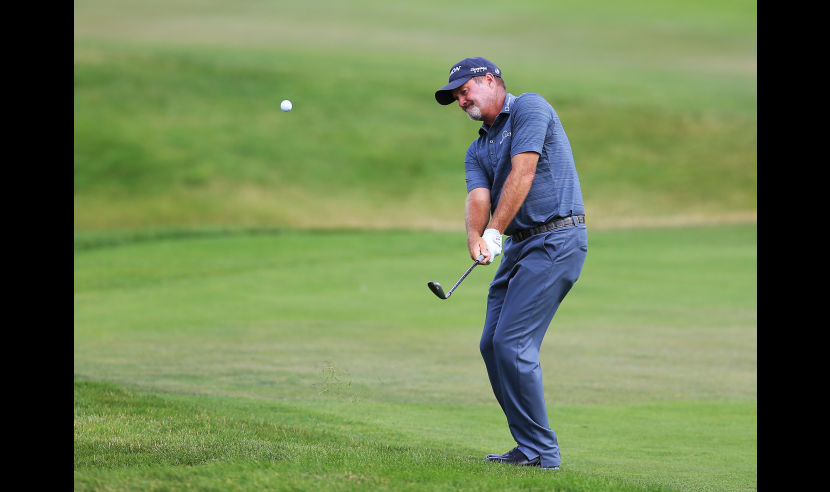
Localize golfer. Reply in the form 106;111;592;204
434;57;587;470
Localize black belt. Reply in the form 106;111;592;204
511;215;585;242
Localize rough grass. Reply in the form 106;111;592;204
74;383;755;491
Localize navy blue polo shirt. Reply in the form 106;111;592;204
464;92;585;236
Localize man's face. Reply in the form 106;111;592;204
452;76;494;121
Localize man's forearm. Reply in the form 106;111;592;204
465;187;493;261
466;188;491;240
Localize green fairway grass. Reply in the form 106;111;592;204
74;225;756;491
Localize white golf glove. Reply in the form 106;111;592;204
481;228;503;263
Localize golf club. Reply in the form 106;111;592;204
427;254;486;299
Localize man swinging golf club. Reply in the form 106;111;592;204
434;57;588;470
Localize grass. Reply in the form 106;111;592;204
74;0;756;232
74;1;756;489
74;225;756;491
74;381;754;491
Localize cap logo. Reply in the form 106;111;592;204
470;66;488;73
449;65;461;76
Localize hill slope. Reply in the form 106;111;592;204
74;0;756;232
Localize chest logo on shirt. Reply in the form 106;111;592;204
500;131;512;145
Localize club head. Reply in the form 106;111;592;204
427;281;448;299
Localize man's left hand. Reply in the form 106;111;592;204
481;228;503;264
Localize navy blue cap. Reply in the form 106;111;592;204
434;57;502;105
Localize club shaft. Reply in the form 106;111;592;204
446;255;485;297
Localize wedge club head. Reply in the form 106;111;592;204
427;254;486;300
427;281;448;299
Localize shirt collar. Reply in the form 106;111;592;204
478;93;516;136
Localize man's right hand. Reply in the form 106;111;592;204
469;229;502;265
469;236;490;264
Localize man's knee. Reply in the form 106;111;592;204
480;333;494;358
490;333;518;364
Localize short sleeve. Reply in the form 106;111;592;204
509;93;552;157
464;144;490;192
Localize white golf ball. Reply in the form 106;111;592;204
280;100;293;112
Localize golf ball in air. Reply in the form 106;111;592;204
280;100;293;112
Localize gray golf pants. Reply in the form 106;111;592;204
479;224;587;468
